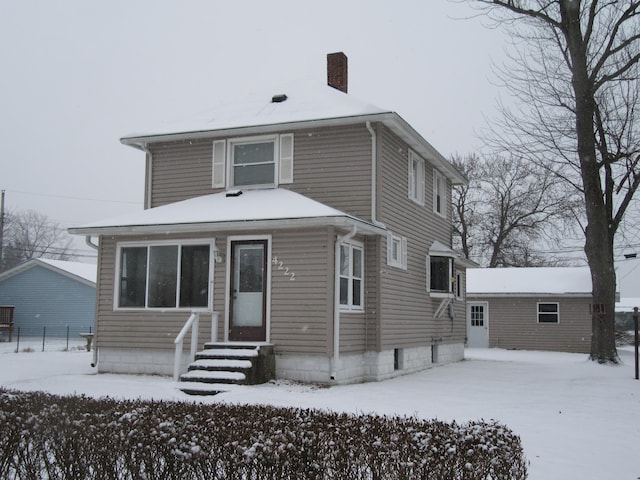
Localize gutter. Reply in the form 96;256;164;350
331;225;357;381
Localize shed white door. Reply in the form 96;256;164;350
467;302;489;347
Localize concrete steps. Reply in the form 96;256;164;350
178;343;275;395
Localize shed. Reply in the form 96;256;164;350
466;267;593;353
0;259;96;338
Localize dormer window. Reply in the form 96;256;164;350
212;134;294;189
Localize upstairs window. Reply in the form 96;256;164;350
433;169;446;217
408;150;425;205
212;134;293;189
118;242;211;309
232;140;275;186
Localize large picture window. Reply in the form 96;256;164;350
118;242;211;309
339;242;364;310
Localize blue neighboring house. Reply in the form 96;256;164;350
0;259;96;338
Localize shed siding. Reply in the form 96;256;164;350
470;296;592;353
0;266;95;337
375;124;464;351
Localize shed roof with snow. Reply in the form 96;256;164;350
467;267;592;297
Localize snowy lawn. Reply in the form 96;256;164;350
0;339;638;480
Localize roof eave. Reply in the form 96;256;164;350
121;112;467;185
69;215;386;237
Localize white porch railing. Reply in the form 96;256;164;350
173;311;219;381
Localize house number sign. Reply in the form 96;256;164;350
271;256;296;281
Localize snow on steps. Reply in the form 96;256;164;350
178;343;275;396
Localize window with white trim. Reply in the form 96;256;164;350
433;169;446;217
537;302;559;323
339;242;364;310
212;133;294;189
455;271;463;299
408;150;425;205
426;255;453;294
387;232;407;269
117;242;211;309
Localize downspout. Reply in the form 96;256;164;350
84;236;99;367
331;225;357;381
366;121;386;229
141;143;153;209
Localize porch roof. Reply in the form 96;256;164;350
68;188;386;237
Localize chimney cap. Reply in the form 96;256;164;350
271;94;288;103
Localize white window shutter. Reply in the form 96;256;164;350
279;133;294;184
401;237;408;269
212;140;226;189
386;232;393;265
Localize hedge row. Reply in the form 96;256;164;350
0;389;527;479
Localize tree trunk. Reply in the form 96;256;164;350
561;1;619;363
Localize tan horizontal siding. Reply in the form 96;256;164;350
470;295;592;353
375;124;463;351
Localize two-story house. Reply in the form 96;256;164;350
70;53;468;389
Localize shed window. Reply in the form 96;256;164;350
537;302;559;323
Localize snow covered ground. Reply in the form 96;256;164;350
0;339;638;479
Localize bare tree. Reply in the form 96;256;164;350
1;209;74;272
472;0;640;363
452;153;578;267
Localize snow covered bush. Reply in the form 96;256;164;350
0;389;527;479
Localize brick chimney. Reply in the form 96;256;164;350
327;52;348;93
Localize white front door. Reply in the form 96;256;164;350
467;302;489;347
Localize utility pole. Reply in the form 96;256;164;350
0;190;4;271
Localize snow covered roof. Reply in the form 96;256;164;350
467;267;593;296
120;81;465;185
69;188;386;236
0;258;96;286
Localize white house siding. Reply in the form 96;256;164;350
468;295;593;353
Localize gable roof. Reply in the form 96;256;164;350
0;258;96;287
68;188;386;236
120;81;465;185
467;267;592;296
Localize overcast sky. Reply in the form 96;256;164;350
0;1;507;230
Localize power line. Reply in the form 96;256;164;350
4;188;141;205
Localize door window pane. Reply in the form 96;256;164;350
238;246;264;293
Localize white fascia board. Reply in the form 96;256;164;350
69;216;386;238
467;293;593;298
120;113;394;148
